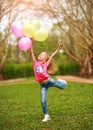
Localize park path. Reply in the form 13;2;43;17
55;75;93;84
0;75;93;86
0;78;35;86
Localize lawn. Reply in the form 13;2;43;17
0;78;93;130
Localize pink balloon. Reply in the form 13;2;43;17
11;23;24;38
18;37;32;51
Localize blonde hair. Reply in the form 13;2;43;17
47;61;58;74
44;52;58;74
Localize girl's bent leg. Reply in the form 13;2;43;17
49;78;67;89
40;86;48;115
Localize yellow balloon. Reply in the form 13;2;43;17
34;29;48;41
30;20;41;30
22;23;35;38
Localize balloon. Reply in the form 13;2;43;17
22;23;35;38
11;23;24;38
34;29;48;41
30;20;41;30
18;37;32;51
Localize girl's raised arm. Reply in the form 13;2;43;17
47;43;63;66
30;45;36;62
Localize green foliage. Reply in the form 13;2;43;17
2;58;80;79
0;80;93;130
33;40;58;55
2;63;33;79
59;60;79;75
54;53;79;75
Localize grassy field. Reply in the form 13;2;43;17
0;78;93;130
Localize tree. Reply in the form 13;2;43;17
0;0;19;79
35;0;93;77
1;0;93;79
0;0;47;79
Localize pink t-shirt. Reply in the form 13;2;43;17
33;60;50;82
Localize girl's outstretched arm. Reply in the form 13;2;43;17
30;45;36;62
47;43;63;66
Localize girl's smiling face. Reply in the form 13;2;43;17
37;52;49;62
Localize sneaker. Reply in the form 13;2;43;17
58;79;67;85
42;114;51;122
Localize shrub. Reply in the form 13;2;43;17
59;61;79;75
2;60;79;80
2;63;33;80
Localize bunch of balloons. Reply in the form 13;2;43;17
11;20;48;51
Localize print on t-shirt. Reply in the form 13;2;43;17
36;65;44;73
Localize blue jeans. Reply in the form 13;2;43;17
40;77;66;115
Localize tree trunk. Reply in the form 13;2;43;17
0;65;3;80
79;56;92;78
0;73;3;80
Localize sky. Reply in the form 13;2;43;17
0;1;54;33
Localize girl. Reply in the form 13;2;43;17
30;43;67;122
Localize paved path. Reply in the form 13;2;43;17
55;75;93;84
0;78;35;86
0;76;93;86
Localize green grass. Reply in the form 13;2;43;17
0;78;93;130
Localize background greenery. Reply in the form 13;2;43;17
2;63;33;79
1;0;93;79
0;78;93;130
2;53;79;80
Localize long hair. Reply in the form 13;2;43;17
44;52;58;74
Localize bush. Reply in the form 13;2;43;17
59;61;79;75
2;60;79;80
2;63;33;80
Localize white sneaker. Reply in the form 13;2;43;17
42;114;51;122
58;79;67;85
